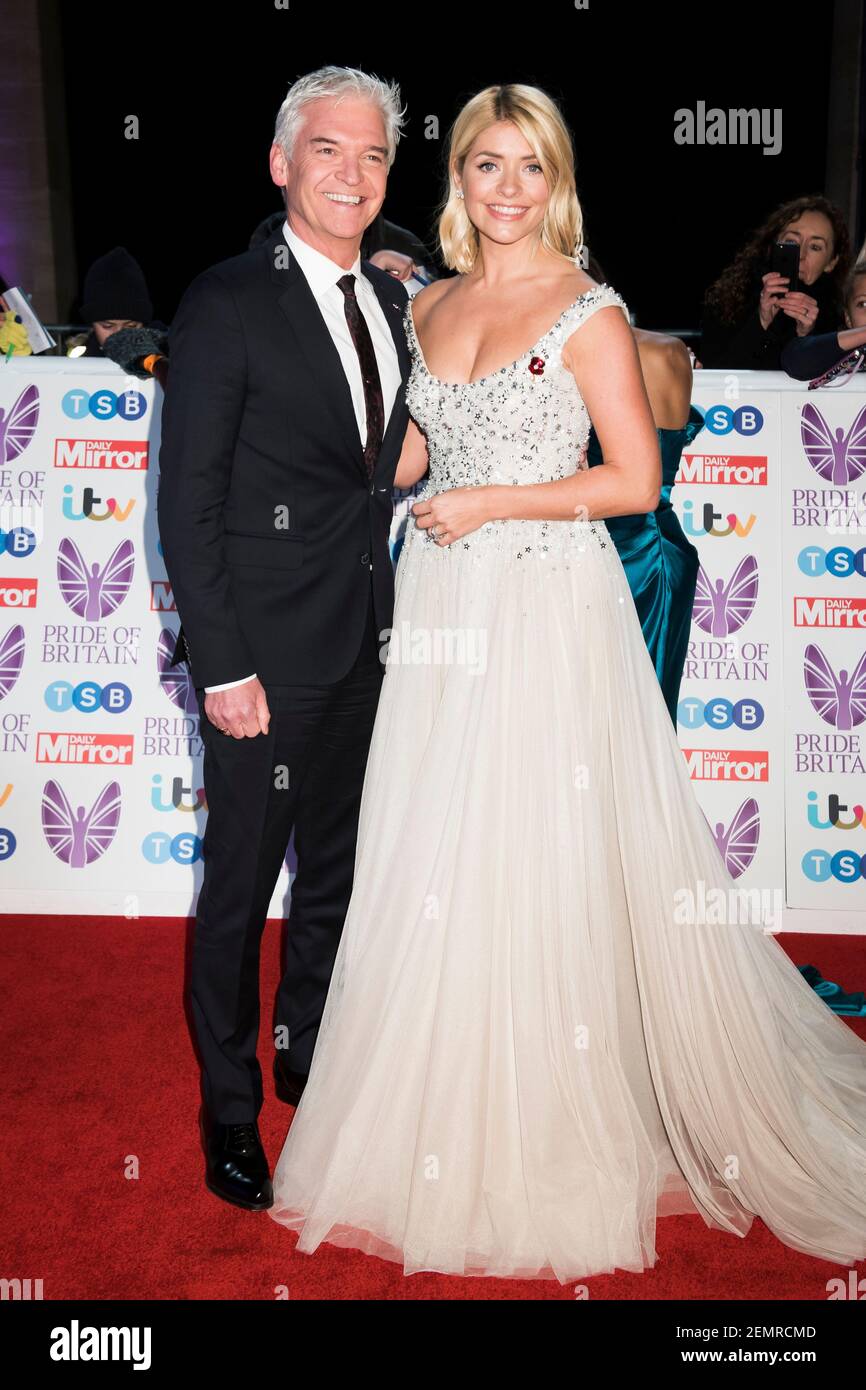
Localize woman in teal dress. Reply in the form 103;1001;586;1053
585;330;704;724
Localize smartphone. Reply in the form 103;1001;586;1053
769;241;800;296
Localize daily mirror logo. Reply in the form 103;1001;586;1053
677;454;768;487
54;439;149;471
682;748;770;782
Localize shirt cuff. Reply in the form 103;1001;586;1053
204;673;257;692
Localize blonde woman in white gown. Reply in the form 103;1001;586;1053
268;84;866;1283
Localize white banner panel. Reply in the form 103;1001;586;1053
0;358;863;933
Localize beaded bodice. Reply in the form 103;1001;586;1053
404;284;629;491
400;283;630;565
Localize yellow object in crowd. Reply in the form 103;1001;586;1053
0;310;32;356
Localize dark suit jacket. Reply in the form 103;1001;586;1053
156;227;412;689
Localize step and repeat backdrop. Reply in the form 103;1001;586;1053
0;357;864;930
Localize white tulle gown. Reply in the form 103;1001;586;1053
268;284;866;1283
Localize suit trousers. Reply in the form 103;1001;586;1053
191;580;383;1122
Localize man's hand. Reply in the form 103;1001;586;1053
204;676;270;738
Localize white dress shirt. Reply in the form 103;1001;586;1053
205;219;402;693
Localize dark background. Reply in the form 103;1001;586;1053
55;1;849;331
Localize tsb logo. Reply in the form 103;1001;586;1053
702;404;764;436
142;831;203;864
797;546;866;579
802;850;866;883
0;528;37;558
61;388;147;421
44;680;132;714
678;696;765;730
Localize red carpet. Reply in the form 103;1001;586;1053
2;916;864;1300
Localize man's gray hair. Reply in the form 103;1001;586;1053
274;66;406;167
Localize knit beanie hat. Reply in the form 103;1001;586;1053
80;247;153;322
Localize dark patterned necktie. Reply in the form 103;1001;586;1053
337;272;384;482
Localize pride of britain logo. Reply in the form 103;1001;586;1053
0;385;39;465
708;797;760;879
41;779;121;866
804;645;866;730
801;402;866;486
57;538;134;619
157;630;197;714
692;556;759;637
0;624;24;700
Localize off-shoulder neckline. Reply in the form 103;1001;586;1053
405;283;619;389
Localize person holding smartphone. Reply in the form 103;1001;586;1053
699;195;850;370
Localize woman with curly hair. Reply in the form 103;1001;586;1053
700;195;850;369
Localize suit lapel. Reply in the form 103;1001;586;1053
269;230;366;480
267;230;410;484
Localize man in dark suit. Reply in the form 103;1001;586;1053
157;67;412;1211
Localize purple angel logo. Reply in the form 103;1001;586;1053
157;629;197;713
0;624;24;699
0;385;39;466
804;644;866;730
57;537;134;619
41;779;121;867
801;401;866;485
692;555;759;636
710;797;760;878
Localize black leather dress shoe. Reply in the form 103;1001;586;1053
273;1054;308;1106
200;1110;273;1211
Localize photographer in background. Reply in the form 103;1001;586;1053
700;195;851;370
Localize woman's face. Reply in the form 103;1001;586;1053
845;272;866;328
94;319;141;345
777;211;838;286
455;120;550;252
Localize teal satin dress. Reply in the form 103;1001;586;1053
585;404;705;723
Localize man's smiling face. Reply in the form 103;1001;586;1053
270;95;389;264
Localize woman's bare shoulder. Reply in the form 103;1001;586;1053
634;329;692;379
571;270;601;297
410;276;459;332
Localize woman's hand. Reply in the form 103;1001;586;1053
778;288;820;336
758;271;790;330
368;250;416;281
412;487;495;545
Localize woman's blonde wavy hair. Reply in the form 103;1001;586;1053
438;84;585;275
